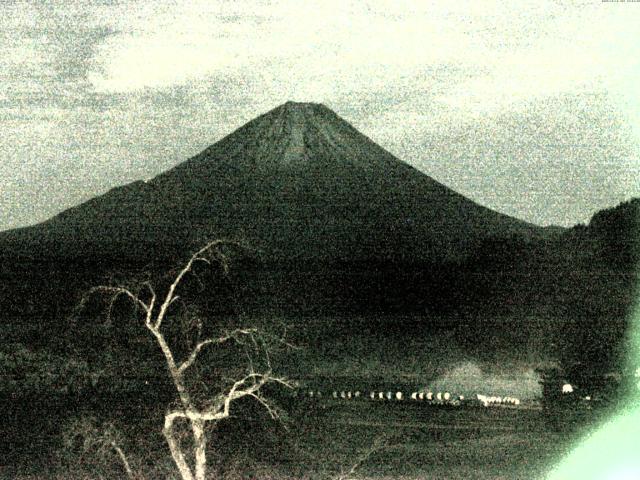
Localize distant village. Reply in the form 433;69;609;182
289;371;640;410
292;387;527;408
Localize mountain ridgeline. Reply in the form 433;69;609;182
0;102;638;372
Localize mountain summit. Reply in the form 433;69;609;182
3;102;540;261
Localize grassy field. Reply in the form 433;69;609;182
277;399;578;480
3;391;594;480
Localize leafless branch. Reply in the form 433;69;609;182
337;437;389;480
63;416;137;480
178;339;215;374
247;391;281;420
177;328;258;374
155;239;237;330
228;372;278;410
86;286;152;322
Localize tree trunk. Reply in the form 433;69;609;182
192;419;208;480
164;413;195;480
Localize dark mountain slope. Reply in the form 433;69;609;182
1;102;541;263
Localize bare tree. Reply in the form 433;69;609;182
84;240;293;480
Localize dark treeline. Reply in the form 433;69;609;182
1;199;638;373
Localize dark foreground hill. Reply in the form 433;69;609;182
461;198;639;370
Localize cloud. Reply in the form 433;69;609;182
84;1;545;94
1;0;639;230
86;0;638;106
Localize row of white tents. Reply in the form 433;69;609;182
476;393;521;406
293;389;520;407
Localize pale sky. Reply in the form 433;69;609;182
1;0;639;230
